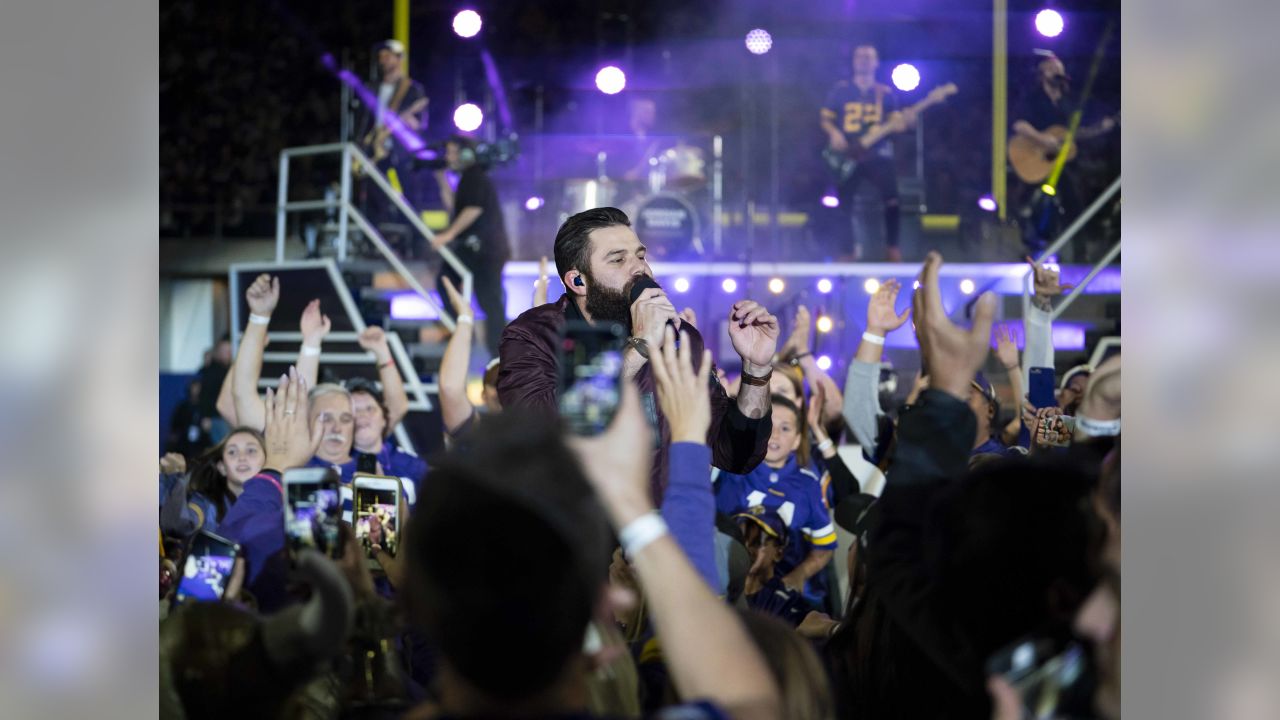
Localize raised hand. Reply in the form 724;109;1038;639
993;324;1020;371
866;279;911;335
300;299;332;346
568;380;655;528
912;252;996;401
1025;255;1075;299
159;452;186;475
806;381;827;440
246;274;280;318
728;300;780;372
440;276;473;321
782;305;812;358
358;326;391;364
263;366;323;471
649;326;713;444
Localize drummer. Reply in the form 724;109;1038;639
620;97;661;192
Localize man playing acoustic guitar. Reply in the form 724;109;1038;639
820;45;917;263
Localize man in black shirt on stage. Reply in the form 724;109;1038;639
820;44;916;263
432;135;511;358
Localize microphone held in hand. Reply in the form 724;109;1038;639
628;275;663;306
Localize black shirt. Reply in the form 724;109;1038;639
822;80;900;158
454;165;510;263
1015;85;1069;132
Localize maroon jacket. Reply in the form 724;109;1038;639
498;295;771;503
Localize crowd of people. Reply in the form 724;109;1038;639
159;206;1120;719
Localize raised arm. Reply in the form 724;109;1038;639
215;363;238;426
358;326;408;429
1023;256;1073;387
232;274;279;431
438;276;478;434
727;299;780;420
843;279;911;450
296;300;332;388
781;306;843;424
571;381;780;719
993;323;1024;442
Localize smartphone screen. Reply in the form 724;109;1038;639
284;468;342;558
986;634;1096;719
175;530;240;604
353;476;401;557
1027;367;1057;409
558;320;626;436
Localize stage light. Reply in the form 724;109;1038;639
960;278;976;295
595;66;627;95
816;316;834;334
977;194;998;212
721;278;738;293
1035;9;1064;38
745;28;773;55
913;280;921;290
453;103;483;132
891;63;921;92
821;194;839;208
673;277;691;293
768;277;786;294
524;196;544;211
816;355;833;371
817;278;834;294
1041;183;1057;196
452;9;482;38
864;278;880;294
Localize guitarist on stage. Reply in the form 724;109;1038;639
356;39;429;231
820;44;916;262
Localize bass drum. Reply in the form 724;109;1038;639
633;193;704;260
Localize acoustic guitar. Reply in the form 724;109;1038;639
822;83;958;183
1008;116;1117;184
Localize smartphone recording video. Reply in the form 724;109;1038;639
558;320;626;436
283;467;343;558
986;633;1096;719
175;530;240;604
353;474;401;558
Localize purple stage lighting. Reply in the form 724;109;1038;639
891;63;921;92
453;103;483;132
1035;9;1064;37
977;194;998;212
745;28;773;55
595;66;627;95
816;355;833;371
817;278;833;294
453;10;482;38
721;278;738;293
960;279;976;295
524;196;544;211
821;194;840;208
673;277;691;293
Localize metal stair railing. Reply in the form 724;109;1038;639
1023;176;1121;321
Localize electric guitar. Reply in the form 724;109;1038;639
1008;115;1118;184
352;95;428;177
823;83;958;183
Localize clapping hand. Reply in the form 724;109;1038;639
649;326;713;444
263;366;323;471
246;274;280;318
912;252;996;401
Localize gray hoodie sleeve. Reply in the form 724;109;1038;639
842;359;884;452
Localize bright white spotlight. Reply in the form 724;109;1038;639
721;278;738;293
864;278;880;295
977;194;998;212
595;66;627;95
452;9;482;38
816;316;834;334
768;278;785;294
821;194;840;208
673;277;691;293
453;103;483;132
524;196;544;211
913;280;921;290
745;28;773;55
816;355;833;371
1035;9;1064;38
817;278;833;294
891;63;921;92
960;278;976;295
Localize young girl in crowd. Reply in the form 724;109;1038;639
159;427;265;537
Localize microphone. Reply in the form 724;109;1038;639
628;275;663;306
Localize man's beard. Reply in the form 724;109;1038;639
584;274;639;327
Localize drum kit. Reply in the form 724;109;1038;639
560;141;708;260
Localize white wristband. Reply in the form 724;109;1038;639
248;314;271;325
455;315;474;325
862;331;885;346
1075;415;1121;438
619;511;669;559
816;438;834;453
300;345;321;357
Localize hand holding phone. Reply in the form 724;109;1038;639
558;320;626;436
1035;408;1075;448
353;474;402;559
283;467;343;559
986;633;1096;719
175;530;240;604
